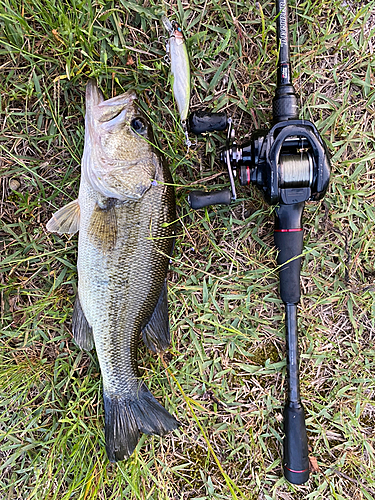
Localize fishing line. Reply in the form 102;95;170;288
295;0;304;124
293;0;307;165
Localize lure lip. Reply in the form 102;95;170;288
162;15;183;37
162;15;174;35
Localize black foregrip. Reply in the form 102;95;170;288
188;189;232;209
188;111;228;135
274;230;303;304
272;85;299;123
283;403;309;484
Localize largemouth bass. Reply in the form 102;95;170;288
47;80;179;461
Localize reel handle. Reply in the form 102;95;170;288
187;114;236;209
188;189;232;209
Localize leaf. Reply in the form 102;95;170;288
118;0;158;20
214;29;232;56
309;455;320;473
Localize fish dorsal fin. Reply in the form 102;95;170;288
46;199;80;234
72;294;94;351
142;281;171;353
88;201;117;253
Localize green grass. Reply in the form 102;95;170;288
1;0;375;498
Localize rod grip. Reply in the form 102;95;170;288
283;402;309;484
188;189;232;209
274;229;303;304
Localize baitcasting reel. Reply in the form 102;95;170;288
187;0;331;485
188;88;330;212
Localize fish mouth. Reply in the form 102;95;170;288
86;80;138;123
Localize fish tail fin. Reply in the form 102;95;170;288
103;386;180;462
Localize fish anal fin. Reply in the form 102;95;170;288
88;201;117;252
46;199;80;234
103;385;180;462
142;281;170;353
72;295;94;351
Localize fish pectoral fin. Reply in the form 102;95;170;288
142;281;170;353
72;295;94;351
46;199;81;234
88;202;117;252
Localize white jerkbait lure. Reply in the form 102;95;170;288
162;16;191;146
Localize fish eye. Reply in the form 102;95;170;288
130;117;147;135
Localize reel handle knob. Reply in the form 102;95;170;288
188;111;228;135
188;189;231;209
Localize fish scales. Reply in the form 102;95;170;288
47;80;179;462
78;167;174;395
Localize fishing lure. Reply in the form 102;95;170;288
162;16;191;146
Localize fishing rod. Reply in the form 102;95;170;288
187;0;331;485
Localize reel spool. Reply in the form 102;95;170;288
279;153;313;189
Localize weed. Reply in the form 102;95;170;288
1;0;375;499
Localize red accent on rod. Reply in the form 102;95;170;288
285;467;309;474
274;228;303;233
247;167;250;185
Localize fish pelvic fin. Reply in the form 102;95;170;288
103;385;180;462
46;199;80;234
142;281;171;353
72;294;94;351
88;201;117;252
